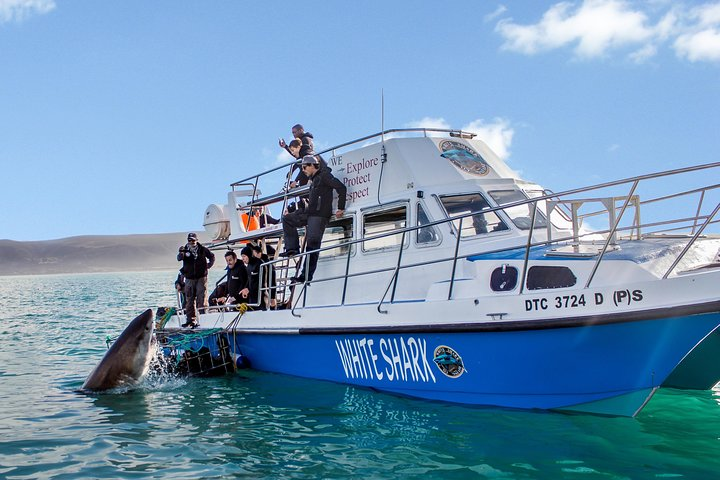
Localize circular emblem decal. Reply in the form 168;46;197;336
433;345;466;378
439;140;489;176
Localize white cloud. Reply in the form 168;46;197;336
0;0;55;23
484;5;508;23
496;0;657;59
405;116;451;131
462;118;514;160
403;117;514;159
628;43;657;63
675;28;720;61
673;3;720;62
493;0;720;64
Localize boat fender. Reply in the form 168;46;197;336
233;353;251;369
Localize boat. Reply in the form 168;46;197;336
158;128;720;417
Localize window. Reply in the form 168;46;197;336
490;265;518;291
362;204;407;252
524;189;574;231
526;266;577;290
488;189;548;230
439;193;508;237
320;216;353;258
416;202;440;245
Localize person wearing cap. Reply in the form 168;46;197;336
177;233;215;328
280;155;347;283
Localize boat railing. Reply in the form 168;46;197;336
255;160;720;312
223;128;478;233
230;128;476;188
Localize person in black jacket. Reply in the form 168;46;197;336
177;233;215;327
241;245;262;308
280;155;347;282
222;250;249;305
280;125;330;190
279;124;314;159
247;243;277;309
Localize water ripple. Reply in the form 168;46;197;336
1;272;720;478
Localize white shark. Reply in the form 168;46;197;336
82;309;155;391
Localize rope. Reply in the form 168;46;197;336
156;307;176;330
162;328;225;352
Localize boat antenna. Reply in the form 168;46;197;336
378;89;388;205
381;88;385;143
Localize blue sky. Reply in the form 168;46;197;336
1;0;719;241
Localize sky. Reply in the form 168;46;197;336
1;0;719;241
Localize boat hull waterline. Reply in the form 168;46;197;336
212;311;720;417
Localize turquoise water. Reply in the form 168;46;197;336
1;272;719;479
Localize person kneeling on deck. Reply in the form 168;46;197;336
280;155;346;283
177;233;215;328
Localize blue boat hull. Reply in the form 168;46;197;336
224;312;720;416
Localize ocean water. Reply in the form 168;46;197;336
1;272;719;479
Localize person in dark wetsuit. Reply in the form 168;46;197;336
249;243;277;309
279;124;329;189
223;250;249;304
280;155;347;283
241;245;268;309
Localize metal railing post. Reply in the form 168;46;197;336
448;217;463;300
585;180;639;289
663;201;720;279
341;243;352;305
518;201;538;295
692;190;706;235
390;231;407;303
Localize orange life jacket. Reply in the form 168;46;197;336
240;212;260;231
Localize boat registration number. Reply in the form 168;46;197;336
524;290;644;311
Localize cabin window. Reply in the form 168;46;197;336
362;204;408;252
490;265;518;291
416;202;440;245
488;189;548;230
438;193;508;237
320;216;354;259
524;189;574;231
526;266;577;290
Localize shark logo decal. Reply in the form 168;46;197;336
439;140;490;176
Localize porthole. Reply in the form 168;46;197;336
490;265;518;292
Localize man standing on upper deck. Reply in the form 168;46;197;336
177;233;215;328
280;155;347;283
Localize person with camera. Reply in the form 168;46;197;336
280;155;346;283
177;233;215;328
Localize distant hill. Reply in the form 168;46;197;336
0;233;206;276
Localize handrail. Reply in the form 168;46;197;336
584;181;639;289
518;202;538;295
241;159;719;312
663;202;720;279
230;128;477;187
